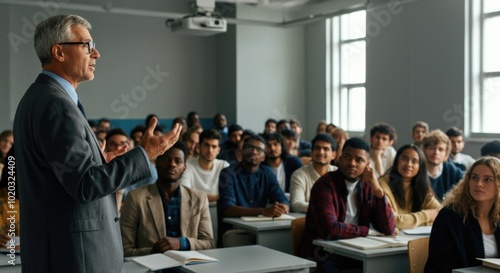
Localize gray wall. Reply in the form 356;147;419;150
0;7;10;132
365;0;473;154
4;5;220;124
235;5;306;134
304;20;328;141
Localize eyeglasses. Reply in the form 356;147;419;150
58;41;96;54
242;144;265;154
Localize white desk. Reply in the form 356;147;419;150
178;245;315;273
313;236;424;273
223;212;305;254
453;267;500;273
3;246;315;273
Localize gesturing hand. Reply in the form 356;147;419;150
140;117;183;160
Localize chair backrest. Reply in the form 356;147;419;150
408;236;430;273
291;217;306;256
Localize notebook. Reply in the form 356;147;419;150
240;214;296;222
477;258;500;270
131;250;218;271
338;235;410;250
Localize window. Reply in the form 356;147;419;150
327;10;366;132
469;0;500;135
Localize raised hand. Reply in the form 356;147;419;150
140;117;182;160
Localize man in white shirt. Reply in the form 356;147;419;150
180;129;229;202
368;123;397;178
290;134;338;212
445;126;475;171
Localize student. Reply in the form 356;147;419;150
262;132;303;192
316;120;327;135
289;118;312;157
179;129;229;202
481;140;500;159
412;121;429;148
290;134;338;212
330;127;349;166
379;144;441;230
422;130;464;201
217;135;289;247
445;126;475;171
299;137;395;273
264;118;277;134
120;142;214;256
213;113;228;144
425;157;500;273
368;123;398;178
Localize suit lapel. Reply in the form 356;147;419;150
36;74;105;163
180;186;191;236
147;185;167;238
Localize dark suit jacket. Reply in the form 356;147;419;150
14;74;151;273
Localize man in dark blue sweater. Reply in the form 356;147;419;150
423;129;464;201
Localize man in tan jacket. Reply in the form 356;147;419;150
120;142;215;256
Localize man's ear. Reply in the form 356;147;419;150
52;44;65;62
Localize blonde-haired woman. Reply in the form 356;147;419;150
425;157;500;273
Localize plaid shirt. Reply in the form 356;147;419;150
298;169;395;260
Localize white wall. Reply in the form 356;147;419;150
235;5;306;134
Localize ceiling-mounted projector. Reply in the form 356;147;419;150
167;15;227;36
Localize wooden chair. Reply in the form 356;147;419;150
408;237;429;273
291;217;306;256
300;156;312;165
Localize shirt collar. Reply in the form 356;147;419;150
41;70;78;105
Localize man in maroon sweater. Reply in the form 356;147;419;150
299;137;395;273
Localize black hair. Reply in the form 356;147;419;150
265;118;277;126
130;125;146;138
481;140;500;156
343;137;370;153
262;132;289;159
158;141;188;162
105;128;127;141
228;124;243;135
199;129;221;144
311;133;337;151
445;126;464;138
244;134;267;148
370;123;397;143
280;128;296;140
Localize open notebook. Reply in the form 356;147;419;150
477;258;500;270
130;250;218;271
240;214;296;222
338;235;411;250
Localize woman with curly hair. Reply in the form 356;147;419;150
425;157;500;273
379;144;441;230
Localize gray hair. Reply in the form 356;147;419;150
34;14;91;66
